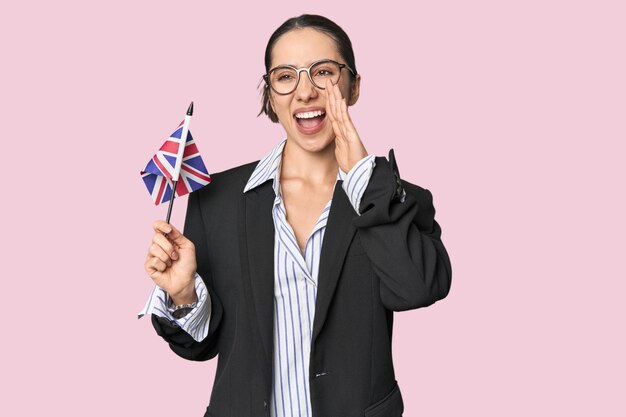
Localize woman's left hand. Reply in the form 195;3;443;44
326;79;368;173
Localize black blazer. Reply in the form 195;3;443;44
152;151;452;417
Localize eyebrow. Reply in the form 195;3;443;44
271;58;336;68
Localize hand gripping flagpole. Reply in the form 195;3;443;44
165;101;194;224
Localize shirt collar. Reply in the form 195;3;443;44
243;138;347;196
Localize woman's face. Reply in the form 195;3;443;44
268;27;360;154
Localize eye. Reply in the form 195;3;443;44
273;70;296;83
312;62;338;78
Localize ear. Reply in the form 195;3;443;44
347;74;361;106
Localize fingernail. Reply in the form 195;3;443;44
171;251;178;260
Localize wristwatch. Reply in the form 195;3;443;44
168;300;197;319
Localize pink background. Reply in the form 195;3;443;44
2;0;624;415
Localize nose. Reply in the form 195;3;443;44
294;69;318;101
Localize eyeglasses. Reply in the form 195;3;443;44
263;59;356;95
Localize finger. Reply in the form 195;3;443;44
162;223;193;249
153;220;173;235
333;81;361;141
152;233;178;260
334;83;346;130
334;82;345;115
144;257;154;273
334;80;344;100
325;79;337;123
331;119;344;146
333;82;341;115
152;221;192;252
326;80;344;143
147;257;168;274
339;98;357;137
330;82;347;139
149;243;173;266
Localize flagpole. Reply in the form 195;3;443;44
165;180;177;224
165;101;194;224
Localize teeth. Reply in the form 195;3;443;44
295;110;325;119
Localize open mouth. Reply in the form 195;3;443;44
294;110;326;130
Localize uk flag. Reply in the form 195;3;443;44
141;121;211;205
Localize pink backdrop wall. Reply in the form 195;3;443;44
2;0;624;415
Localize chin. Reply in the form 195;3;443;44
295;133;335;153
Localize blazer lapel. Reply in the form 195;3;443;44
312;181;357;346
238;181;275;389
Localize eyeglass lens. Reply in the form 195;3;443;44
269;61;341;94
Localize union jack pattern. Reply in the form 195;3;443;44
141;121;211;205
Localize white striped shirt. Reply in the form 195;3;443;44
139;138;376;417
138;272;211;342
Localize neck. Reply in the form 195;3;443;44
281;139;339;186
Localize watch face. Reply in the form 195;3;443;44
172;307;193;319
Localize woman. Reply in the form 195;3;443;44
141;14;452;417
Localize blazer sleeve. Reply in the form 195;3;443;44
353;150;452;311
151;189;224;361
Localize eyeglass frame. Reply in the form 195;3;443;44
263;59;356;95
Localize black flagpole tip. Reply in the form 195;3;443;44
187;101;194;116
